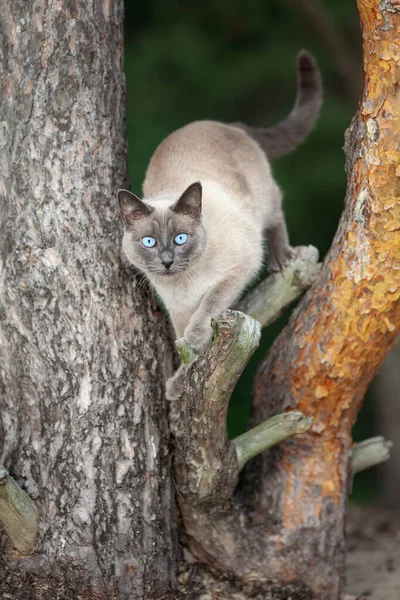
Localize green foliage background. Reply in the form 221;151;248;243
124;1;377;502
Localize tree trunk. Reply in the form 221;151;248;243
1;1;400;600
0;2;177;598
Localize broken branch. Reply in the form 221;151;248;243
232;411;314;472
352;436;393;474
0;464;39;554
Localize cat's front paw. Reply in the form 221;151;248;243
166;367;185;400
184;320;212;354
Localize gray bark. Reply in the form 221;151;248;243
0;2;177;598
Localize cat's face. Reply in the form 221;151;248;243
118;183;207;277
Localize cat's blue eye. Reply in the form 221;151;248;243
142;236;156;248
174;233;188;245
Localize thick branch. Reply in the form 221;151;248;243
233;411;313;471
0;465;39;554
170;311;261;505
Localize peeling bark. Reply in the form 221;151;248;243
351;437;392;475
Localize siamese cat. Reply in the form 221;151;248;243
118;51;322;399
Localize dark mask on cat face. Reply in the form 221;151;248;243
118;182;207;277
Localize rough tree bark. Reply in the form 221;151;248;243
0;2;177;598
0;1;399;600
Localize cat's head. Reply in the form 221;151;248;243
118;182;207;277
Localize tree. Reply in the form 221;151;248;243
0;1;399;599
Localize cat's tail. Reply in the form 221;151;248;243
235;50;322;159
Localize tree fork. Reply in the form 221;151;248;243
171;309;392;595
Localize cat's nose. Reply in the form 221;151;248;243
161;259;174;270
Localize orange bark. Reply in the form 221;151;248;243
251;0;400;590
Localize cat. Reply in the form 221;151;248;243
118;50;322;399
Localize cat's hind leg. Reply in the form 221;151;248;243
265;212;294;272
265;186;294;272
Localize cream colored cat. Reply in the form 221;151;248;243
118;51;322;399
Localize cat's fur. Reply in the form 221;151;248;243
118;51;322;399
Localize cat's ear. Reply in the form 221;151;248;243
118;190;153;223
172;182;202;219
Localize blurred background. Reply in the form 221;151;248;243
124;0;398;506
